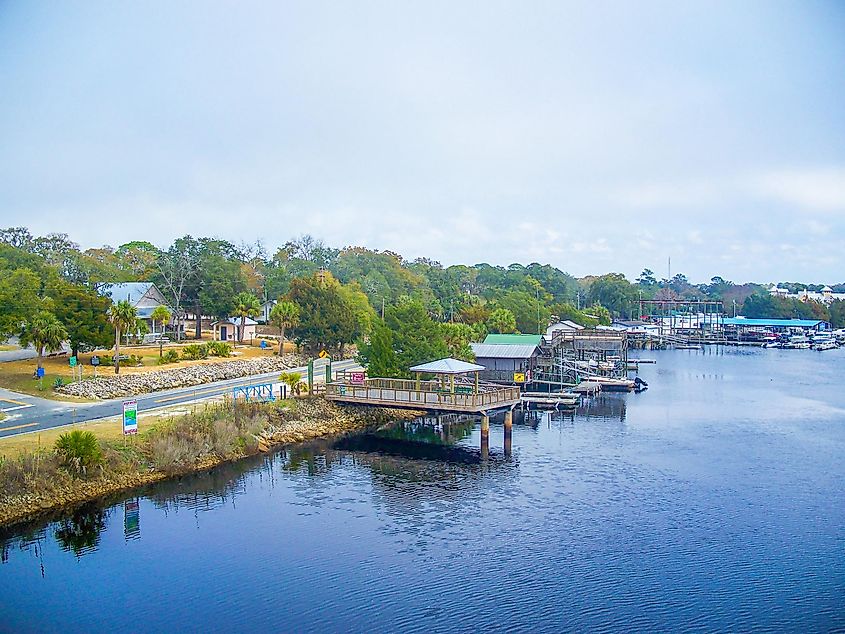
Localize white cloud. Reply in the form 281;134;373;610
751;168;845;213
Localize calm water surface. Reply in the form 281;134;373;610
1;348;844;632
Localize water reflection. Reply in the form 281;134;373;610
55;504;107;557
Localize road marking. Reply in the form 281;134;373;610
0;422;38;433
154;386;229;404
0;397;30;407
0;404;34;412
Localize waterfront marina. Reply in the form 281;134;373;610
1;346;843;632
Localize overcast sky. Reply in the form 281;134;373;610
1;1;843;283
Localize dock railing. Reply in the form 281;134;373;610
325;378;521;412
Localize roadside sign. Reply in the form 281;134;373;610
260;339;267;350
318;349;329;359
36;367;45;378
122;399;138;435
91;355;100;366
69;356;77;367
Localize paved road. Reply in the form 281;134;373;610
0;358;362;439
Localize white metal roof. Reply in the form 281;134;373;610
409;358;486;374
470;343;538;359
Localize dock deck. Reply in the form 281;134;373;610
325;378;521;413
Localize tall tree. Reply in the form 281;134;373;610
108;300;137;374
487;308;518;334
232;292;260;343
51;283;114;357
19;311;68;373
287;272;360;354
154;236;200;341
268;301;300;355
358;319;401;378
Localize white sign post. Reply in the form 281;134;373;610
123;399;138;436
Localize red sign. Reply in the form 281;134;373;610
350;372;365;384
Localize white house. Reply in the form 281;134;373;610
101;282;170;331
259;299;277;324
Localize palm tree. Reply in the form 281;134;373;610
150;305;172;336
232;292;260;344
269;300;300;355
109;300;137;374
150;305;172;357
19;311;68;374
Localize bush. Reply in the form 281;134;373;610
53;377;64;388
206;341;232;357
127;354;143;366
181;343;209;360
100;354;114;366
157;349;181;365
55;430;104;476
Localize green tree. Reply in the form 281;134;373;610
108;300;137;374
486;308;518;334
383;297;448;376
828;300;845;329
51;283;114;357
269;301;300;355
439;322;476;361
19;310;68;373
287;272;360;354
232;292;261;343
0;267;41;340
588;273;638;318
150;305;172;336
358;319;401;377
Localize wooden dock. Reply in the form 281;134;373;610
325;378;521;413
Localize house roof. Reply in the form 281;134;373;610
409;358;486;374
471;343;538;359
211;317;258;326
722;318;826;328
483;334;543;346
102;282;156;305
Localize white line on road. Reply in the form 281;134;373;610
0;404;34;412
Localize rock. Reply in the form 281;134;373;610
55;355;308;400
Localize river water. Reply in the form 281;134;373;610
1;347;844;633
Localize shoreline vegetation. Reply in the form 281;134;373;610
0;397;422;530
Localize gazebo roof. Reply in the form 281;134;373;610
409;358;486;375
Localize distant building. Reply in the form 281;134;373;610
259;299;277;324
768;285;845;304
101;282;170;330
471;342;540;384
211;317;258;342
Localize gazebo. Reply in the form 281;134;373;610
409;357;486;395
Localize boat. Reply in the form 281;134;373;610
813;341;839;351
583;376;637;392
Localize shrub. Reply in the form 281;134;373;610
53;377;64;388
55;430;104;476
207;341;232;357
157;349;181;365
100;354;114;366
127;354;143;366
0;450;65;499
181;343;209;360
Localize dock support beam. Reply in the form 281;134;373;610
504;409;512;458
480;414;489;460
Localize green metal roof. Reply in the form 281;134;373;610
483;334;543;346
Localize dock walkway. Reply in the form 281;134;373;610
325;378;520;413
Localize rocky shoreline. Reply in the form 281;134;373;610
55;354;306;399
0;398;422;530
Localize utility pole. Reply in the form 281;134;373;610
536;288;541;335
381;297;385;320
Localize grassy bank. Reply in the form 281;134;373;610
0;397;420;528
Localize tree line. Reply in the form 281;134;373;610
1;227;843;378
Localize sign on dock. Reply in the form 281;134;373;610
123;399;138;435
